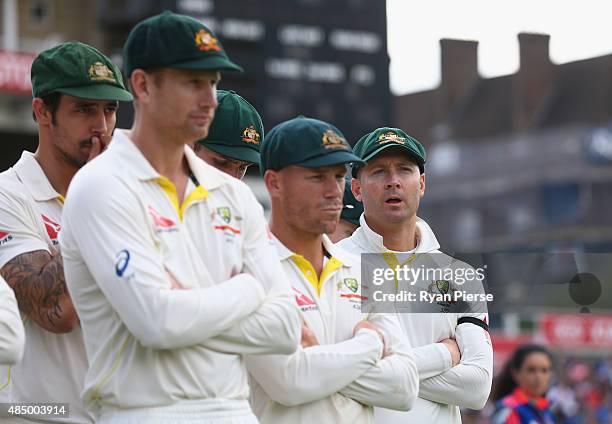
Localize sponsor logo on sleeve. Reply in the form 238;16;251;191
41;215;61;245
115;249;130;277
0;230;13;245
114;249;135;282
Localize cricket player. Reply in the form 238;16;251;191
59;11;300;423
328;175;363;242
247;116;419;424
0;42;132;423
337;127;493;423
0;277;24;365
195;90;262;179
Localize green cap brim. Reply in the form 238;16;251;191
298;150;366;168
171;56;244;73
353;144;424;177
363;143;424;165
56;84;134;101
202;142;260;164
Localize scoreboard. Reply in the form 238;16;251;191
172;0;390;144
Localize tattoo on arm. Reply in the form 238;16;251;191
0;250;74;332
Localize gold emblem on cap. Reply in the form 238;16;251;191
378;131;406;145
322;129;349;150
195;28;221;52
88;61;117;83
242;125;260;145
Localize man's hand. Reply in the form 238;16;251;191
87;135;111;162
440;338;461;366
353;320;386;355
300;322;319;348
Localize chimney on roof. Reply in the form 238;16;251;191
437;38;479;123
514;32;554;131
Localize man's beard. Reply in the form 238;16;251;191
55;138;92;169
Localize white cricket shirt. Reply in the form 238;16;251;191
0;151;91;423
59;130;300;418
0;276;24;365
247;235;419;424
337;215;493;424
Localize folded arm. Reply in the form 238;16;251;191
418;322;493;410
339;313;419;411
61;177;267;350
194;186;301;355
246;328;383;406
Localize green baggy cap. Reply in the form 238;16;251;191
352;127;426;177
260;116;364;174
123;11;243;77
31;41;133;101
198;90;263;164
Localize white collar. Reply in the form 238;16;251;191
110;129;228;191
273;233;357;267
13;151;62;202
357;213;441;254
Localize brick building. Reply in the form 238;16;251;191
394;33;612;252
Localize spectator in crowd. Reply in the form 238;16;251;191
491;344;555;424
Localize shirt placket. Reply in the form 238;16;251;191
319;272;338;344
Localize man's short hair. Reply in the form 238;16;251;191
32;92;62;124
127;67;164;101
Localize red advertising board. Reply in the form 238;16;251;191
0;50;35;95
490;333;533;372
540;313;612;348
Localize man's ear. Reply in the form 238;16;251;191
130;69;153;103
419;173;426;197
263;169;281;198
32;98;53;126
351;177;362;202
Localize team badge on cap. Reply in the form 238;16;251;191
322;129;349;150
377;131;406;145
242;125;260;145
88;61;117;83
195;28;221;52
